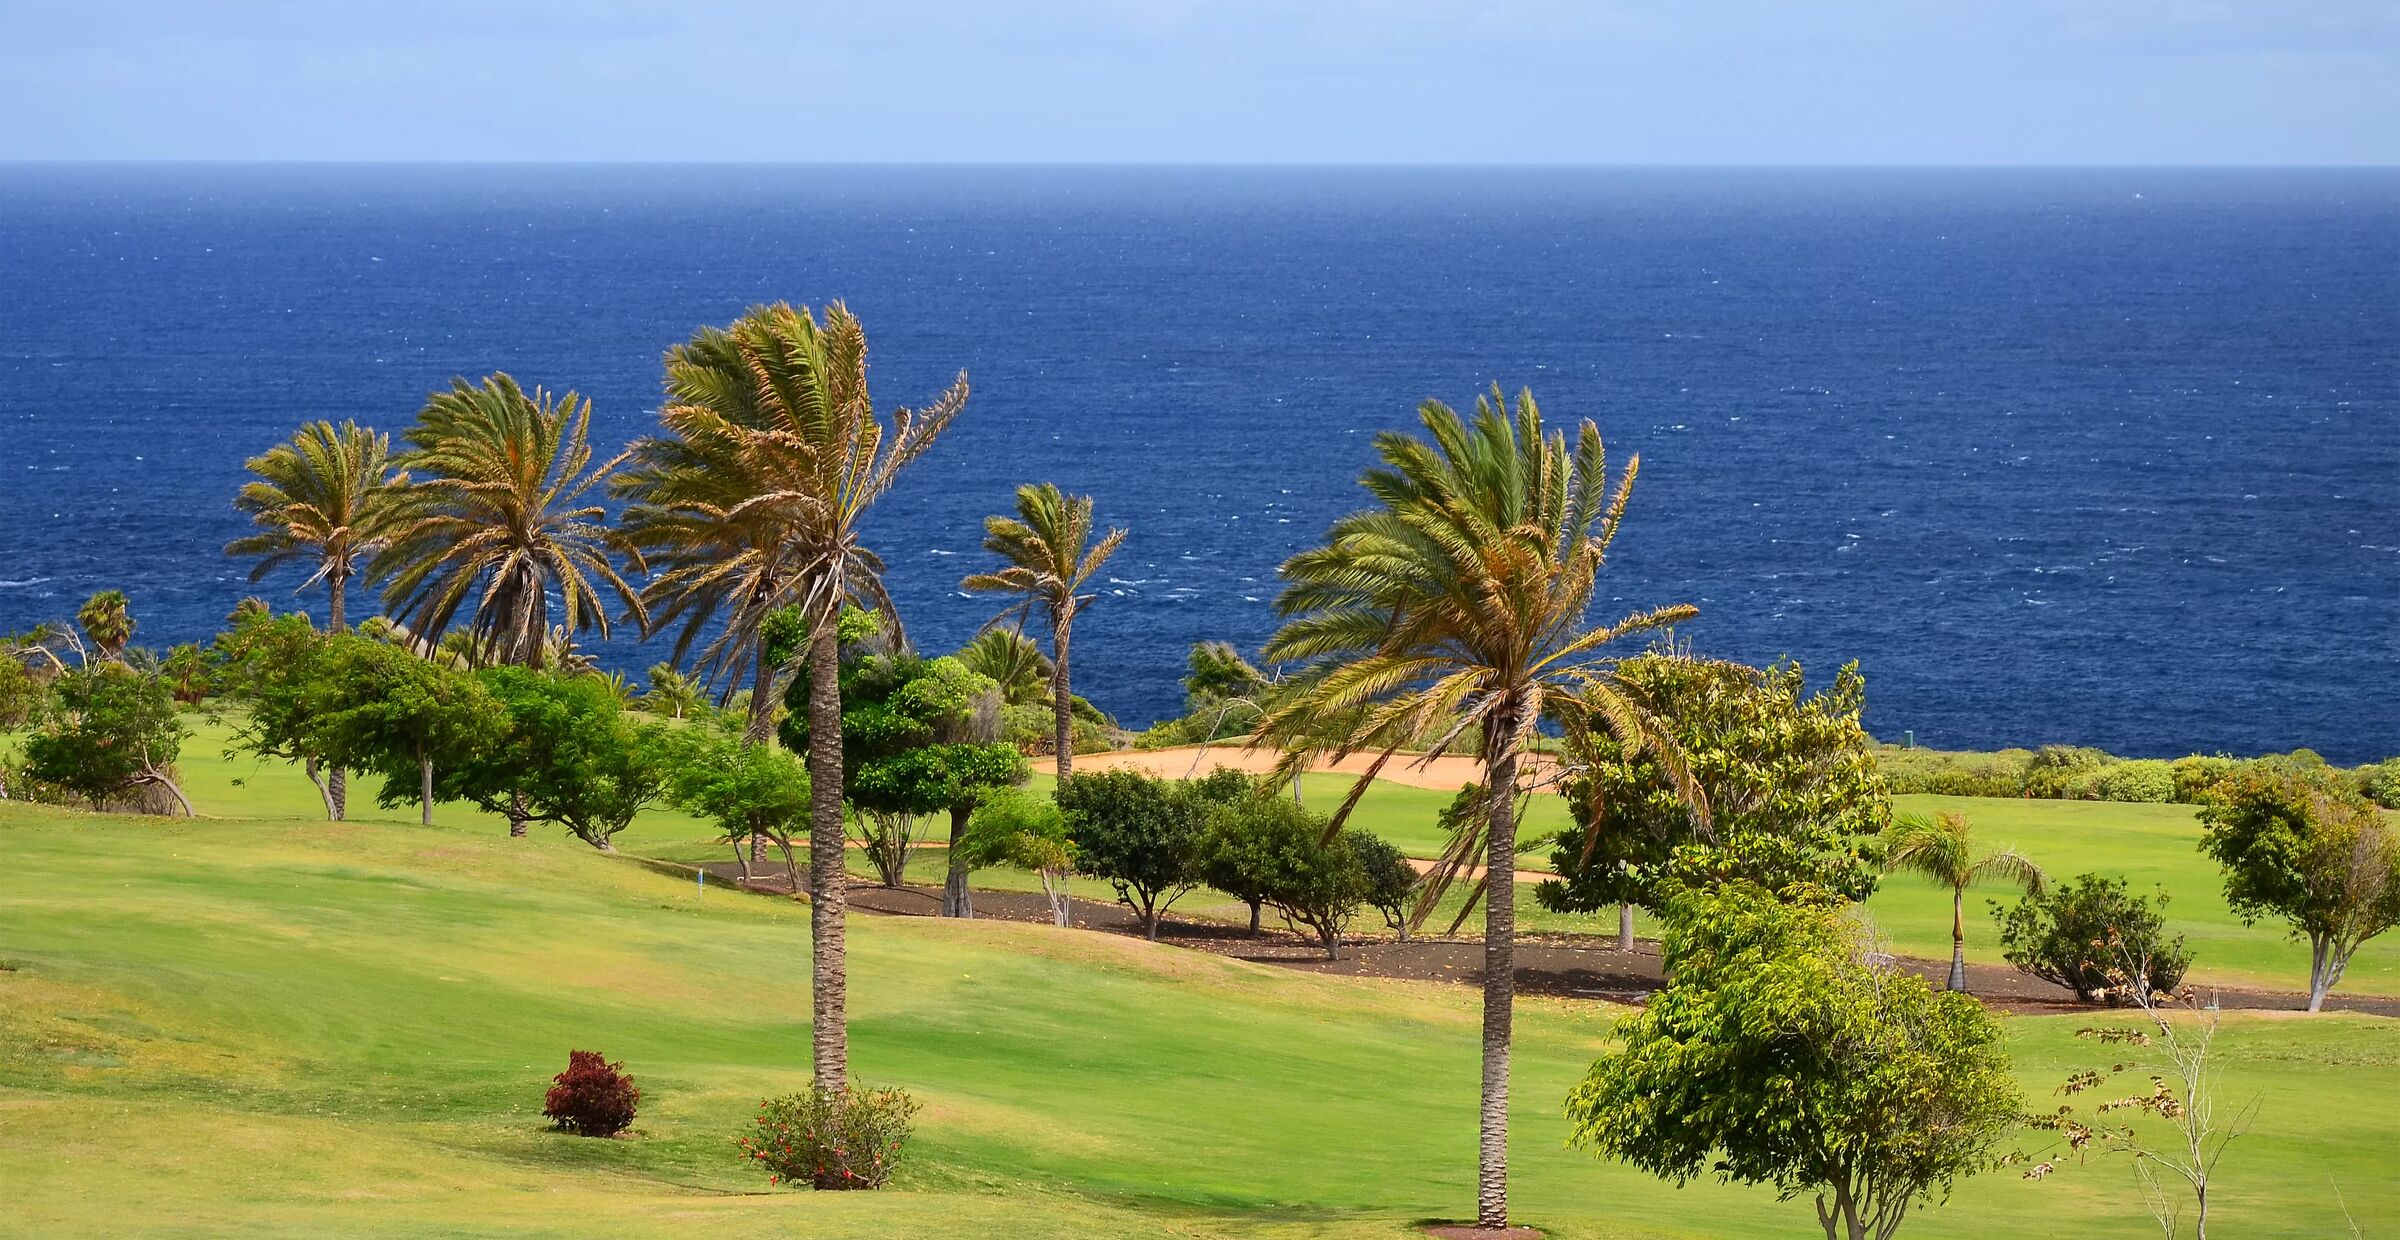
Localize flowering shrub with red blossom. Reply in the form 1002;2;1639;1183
542;1050;640;1137
738;1086;920;1190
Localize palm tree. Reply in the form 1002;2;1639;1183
619;302;967;1093
1255;386;1696;1231
956;628;1053;708
642;663;708;719
962;483;1126;781
227;421;407;633
1884;810;2046;992
371;374;642;671
228;420;408;819
76;590;134;662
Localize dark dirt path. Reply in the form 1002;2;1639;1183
675;857;2400;1019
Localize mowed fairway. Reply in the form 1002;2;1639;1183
5;790;2400;1237
40;715;2400;998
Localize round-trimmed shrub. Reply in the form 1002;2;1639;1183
2094;759;2176;804
740;1086;920;1190
543;1050;640;1137
1990;874;2189;1005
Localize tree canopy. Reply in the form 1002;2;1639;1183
2198;763;2400;1011
1538;656;1889;920
1567;885;2020;1240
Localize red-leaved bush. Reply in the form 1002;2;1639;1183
738;1086;920;1189
543;1050;640;1137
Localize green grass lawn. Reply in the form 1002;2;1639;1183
6;800;2400;1238
13;713;2392;999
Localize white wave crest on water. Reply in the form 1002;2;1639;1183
0;576;51;589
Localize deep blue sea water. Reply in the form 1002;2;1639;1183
2;166;2394;760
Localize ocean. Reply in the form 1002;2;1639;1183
1;165;2394;761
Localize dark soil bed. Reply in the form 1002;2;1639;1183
685;858;2400;1018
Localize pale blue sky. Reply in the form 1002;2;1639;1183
4;0;2394;164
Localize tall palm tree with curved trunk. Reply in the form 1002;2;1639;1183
1256;386;1697;1232
962;483;1126;781
1885;810;2046;992
372;374;642;672
619;302;967;1092
227;420;408;819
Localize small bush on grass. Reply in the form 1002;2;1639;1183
1991;873;2189;1004
741;1086;921;1190
543;1050;640;1137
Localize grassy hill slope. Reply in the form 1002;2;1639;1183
4;801;2397;1237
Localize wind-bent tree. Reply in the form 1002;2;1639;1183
626;302;965;1092
372;374;642;673
962;482;1126;781
1883;811;2045;993
1254;386;1695;1230
76;590;134;662
227;420;408;817
228;421;406;633
2199;764;2400;1011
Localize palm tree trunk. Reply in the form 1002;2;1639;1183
1949;888;1968;992
326;575;347;820
943;805;973;918
1051;616;1073;783
419;753;434;827
806;620;850;1092
744;639;778;746
1476;738;1522;1231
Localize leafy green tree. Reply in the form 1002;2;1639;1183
1197;795;1282;934
372;374;642;671
1567;886;2021;1240
227;420;407;633
962;482;1127;781
23;664;191;815
1203;791;1371;960
2198;764;2400;1011
1055;769;1211;940
621;302;967;1094
1883;811;2044;992
959;787;1077;926
436;667;675;850
782;635;1028;909
1351;832;1421;943
76;590;135;662
1255;388;1696;1229
671;731;812;886
310;635;505;826
1538;656;1885;949
210;612;343;818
